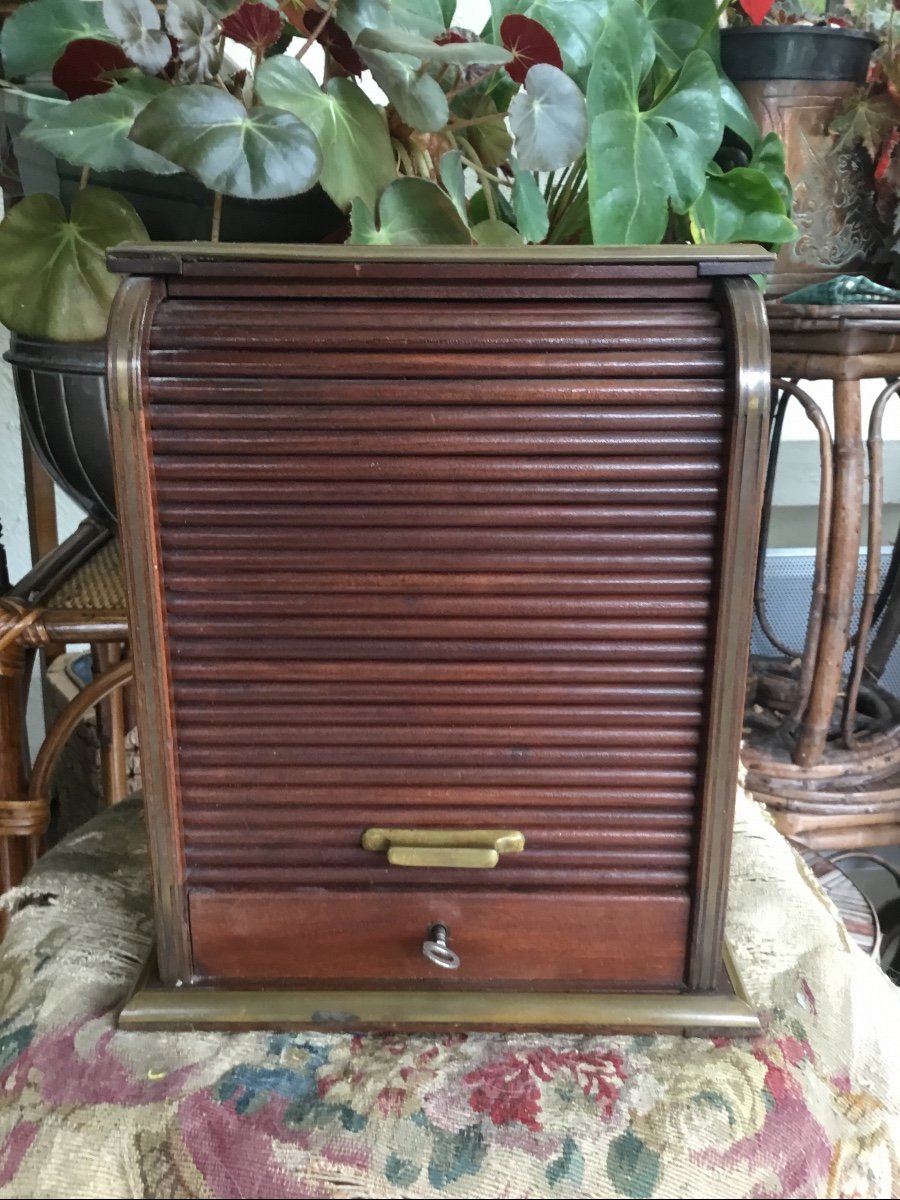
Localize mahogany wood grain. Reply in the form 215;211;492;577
106;248;771;1012
189;890;690;988
179;786;699;810
148;378;728;406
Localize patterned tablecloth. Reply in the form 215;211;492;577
0;791;899;1199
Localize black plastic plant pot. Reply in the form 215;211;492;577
720;25;878;83
6;334;115;522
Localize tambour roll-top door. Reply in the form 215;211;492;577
122;256;755;993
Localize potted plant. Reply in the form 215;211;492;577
721;0;885;288
0;0;795;519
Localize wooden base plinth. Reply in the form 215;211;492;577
118;946;760;1036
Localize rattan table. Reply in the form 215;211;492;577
0;516;130;916
743;302;900;850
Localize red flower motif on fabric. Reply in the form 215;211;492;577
464;1047;625;1131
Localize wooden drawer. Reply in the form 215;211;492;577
189;890;690;989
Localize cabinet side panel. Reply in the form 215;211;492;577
107;275;192;985
688;277;771;990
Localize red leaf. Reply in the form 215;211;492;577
500;14;563;85
51;38;132;100
875;127;900;180
222;2;283;53
301;11;364;76
738;0;777;23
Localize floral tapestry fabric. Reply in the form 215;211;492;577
0;792;898;1199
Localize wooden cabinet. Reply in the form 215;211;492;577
108;246;770;1033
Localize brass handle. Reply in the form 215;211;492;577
362;828;525;869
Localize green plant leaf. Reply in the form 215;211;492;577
0;186;148;341
334;0;391;42
646;0;718;66
357;26;511;65
202;0;243;15
586;8;723;246
255;58;395;210
509;63;587;172
101;0;172;74
585;0;655;116
391;0;447;36
336;0;445;41
24;79;179;174
511;161;548;242
719;75;759;150
359;47;448;132
166;0;222;82
469;183;515;226
129;84;322;199
349;177;470;243
750;131;792;210
691;167;797;246
1;0;115;78
439;148;467;220
472;218;524;245
453;93;512;168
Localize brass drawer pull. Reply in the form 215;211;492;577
362;828;525;869
422;923;460;970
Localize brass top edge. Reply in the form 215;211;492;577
107;242;775;274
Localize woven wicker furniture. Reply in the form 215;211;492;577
0;516;130;917
744;303;900;850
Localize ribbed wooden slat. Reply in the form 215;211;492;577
167;616;706;642
153;455;724;481
153;479;722;504
179;786;699;809
158;503;719;530
181;810;693;832
166;279;716;303
148;349;726;379
162;551;714;574
165;595;711;620
172;683;705;707
184;865;688;888
185;846;691;870
152;430;723;456
148;378;728;406
178;766;696;787
167;638;708;661
154;297;722;322
164;572;714;596
162;529;715;555
150;328;725;352
176;723;701;748
149;405;725;433
170;661;708;684
177;743;697;768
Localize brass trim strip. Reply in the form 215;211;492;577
687;277;771;992
119;947;760;1034
108;242;775;272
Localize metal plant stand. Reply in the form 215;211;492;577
743;302;900;850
